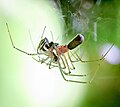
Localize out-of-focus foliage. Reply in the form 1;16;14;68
54;0;118;43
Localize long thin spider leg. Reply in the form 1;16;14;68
62;70;86;77
48;59;53;69
58;56;86;77
29;29;44;63
67;51;75;69
32;56;50;66
48;53;63;69
36;26;46;48
32;56;58;68
69;51;79;62
63;54;71;73
75;43;114;63
49;62;58;69
59;57;86;77
47;60;59;68
59;55;66;69
57;60;88;83
50;31;54;42
28;29;36;51
6;23;37;56
32;57;42;62
62;53;84;76
41;26;46;39
48;59;60;69
40;56;50;64
32;56;49;63
89;63;101;83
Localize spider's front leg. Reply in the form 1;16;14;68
6;23;37;56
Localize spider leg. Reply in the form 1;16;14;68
32;56;58;68
69;51;79;62
28;29;36;52
75;43;114;63
59;55;66;69
60;53;86;76
89;63;101;83
57;60;88;83
63;54;71;74
6;23;37;56
67;51;75;69
62;71;86;77
73;44;114;82
48;63;58;69
48;55;66;69
32;57;39;62
48;59;53;69
46;60;59;69
40;56;49;64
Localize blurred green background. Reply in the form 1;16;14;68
0;0;120;107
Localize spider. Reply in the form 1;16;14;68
6;23;114;83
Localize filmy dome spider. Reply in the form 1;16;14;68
6;23;114;83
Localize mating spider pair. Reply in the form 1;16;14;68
6;23;114;83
